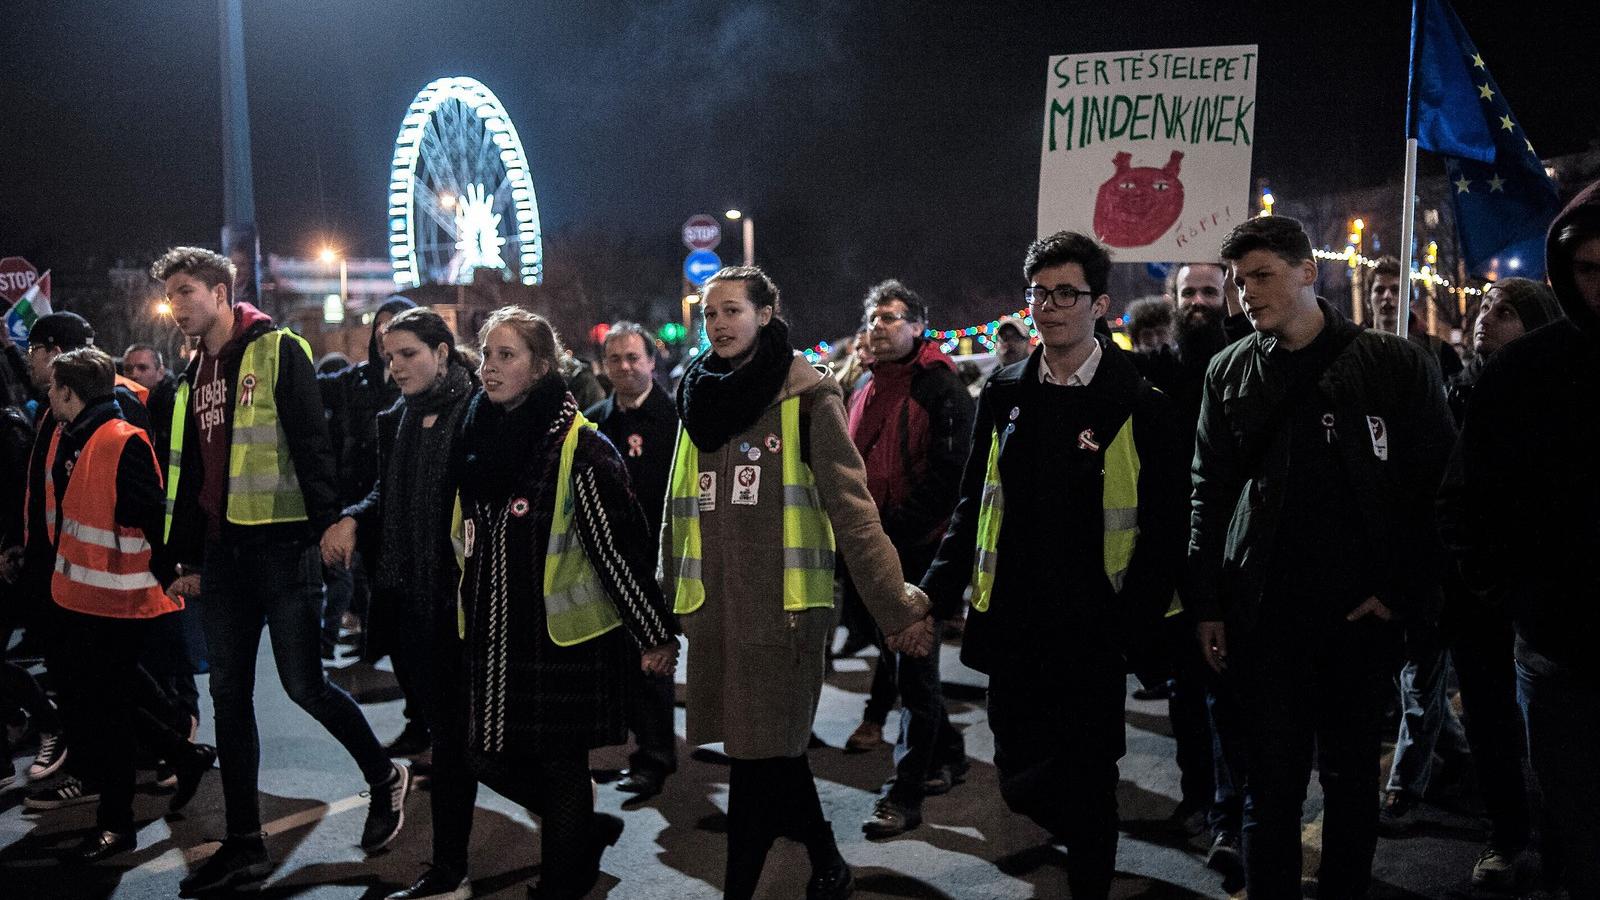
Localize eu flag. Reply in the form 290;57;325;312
1409;0;1560;278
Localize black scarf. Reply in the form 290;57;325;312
378;361;474;600
462;371;571;502
677;317;794;452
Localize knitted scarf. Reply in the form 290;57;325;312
677;318;794;452
377;361;473;601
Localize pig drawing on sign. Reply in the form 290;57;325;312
1092;150;1185;248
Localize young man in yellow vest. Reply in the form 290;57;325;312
919;232;1189;900
152;247;408;896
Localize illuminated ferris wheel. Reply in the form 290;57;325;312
389;76;543;287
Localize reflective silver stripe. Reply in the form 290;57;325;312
669;497;699;517
545;575;608;615
1108;570;1127;592
233;424;281;444
675;556;702;580
783;547;835;570
54;556;161;592
548;531;575;553
1103;507;1139;531
228;471;302;492
975;547;999;576
60;518;150;554
982;483;1004;510
782;485;823;508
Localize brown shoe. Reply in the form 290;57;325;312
845;721;886;753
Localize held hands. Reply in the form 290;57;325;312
641;641;678;676
320;517;358;569
1346;596;1394;622
168;573;202;601
1197;620;1227;674
886;614;937;658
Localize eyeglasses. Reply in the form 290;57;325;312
867;312;912;327
1024;285;1096;309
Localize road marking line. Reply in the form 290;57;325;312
141;792;368;875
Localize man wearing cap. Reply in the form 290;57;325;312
152;247;407;896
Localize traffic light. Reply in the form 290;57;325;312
659;322;686;343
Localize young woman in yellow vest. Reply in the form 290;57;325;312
35;348;217;863
319;308;480;900
453;307;678;900
663;267;936;900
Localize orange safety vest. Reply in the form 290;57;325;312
115;374;150;407
45;419;180;619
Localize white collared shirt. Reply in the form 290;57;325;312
1039;340;1103;386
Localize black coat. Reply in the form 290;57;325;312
1188;300;1457;630
921;339;1189;674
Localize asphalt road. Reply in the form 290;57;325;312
2;633;1501;899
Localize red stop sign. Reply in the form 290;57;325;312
0;257;39;304
682;214;721;251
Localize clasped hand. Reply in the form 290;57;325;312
885;614;936;658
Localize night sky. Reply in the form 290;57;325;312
3;0;1598;340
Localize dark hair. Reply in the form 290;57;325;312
121;343;164;368
702;266;780;311
1218;216;1314;266
602;321;652;356
1024;231;1112;297
150;246;236;305
50;347;115;402
862;279;929;324
384;306;463;367
1483;277;1562;331
478;306;563;372
1364;255;1404;298
1126;296;1175;336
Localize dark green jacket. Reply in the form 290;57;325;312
1186;299;1456;629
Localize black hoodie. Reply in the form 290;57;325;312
320;296;415;508
1438;180;1600;674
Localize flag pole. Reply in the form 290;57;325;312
1398;0;1425;340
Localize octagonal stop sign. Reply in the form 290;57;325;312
0;257;39;305
682;214;721;251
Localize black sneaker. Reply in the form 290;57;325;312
28;731;67;780
23;775;99;810
614;767;666;797
1205;831;1244;889
178;835;272;896
387;865;472;899
169;744;217;814
806;855;853;900
1377;789;1420;835
384;722;432;758
862;797;922;839
361;762;411;853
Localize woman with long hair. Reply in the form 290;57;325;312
663;267;934;900
321;307;480;899
455;306;678;899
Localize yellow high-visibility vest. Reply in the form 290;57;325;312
541;412;621;646
666;396;836;615
971;415;1140;612
165;329;312;541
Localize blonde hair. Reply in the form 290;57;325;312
478;306;563;371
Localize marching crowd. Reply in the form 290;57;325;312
1;180;1598;900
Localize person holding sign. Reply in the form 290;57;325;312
452;307;678;900
663;267;934;900
919;232;1189;899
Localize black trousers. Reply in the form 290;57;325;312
1448;602;1531;854
724;753;835;900
1232;605;1400;900
475;745;593;895
625;669;677;776
53;606;191;833
387;591;479;873
987;656;1126;900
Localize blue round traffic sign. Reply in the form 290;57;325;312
684;249;722;287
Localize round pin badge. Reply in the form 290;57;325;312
765;433;781;453
510;497;530;517
747;448;761;461
739;442;752;453
1008;406;1020;421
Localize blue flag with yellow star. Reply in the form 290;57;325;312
1409;0;1560;278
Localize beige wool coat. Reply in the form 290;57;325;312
661;353;929;759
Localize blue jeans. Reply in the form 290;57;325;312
887;636;964;807
1387;626;1469;797
1516;650;1600;894
199;539;391;837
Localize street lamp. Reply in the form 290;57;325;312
320;245;348;323
724;209;755;267
682;293;699;345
